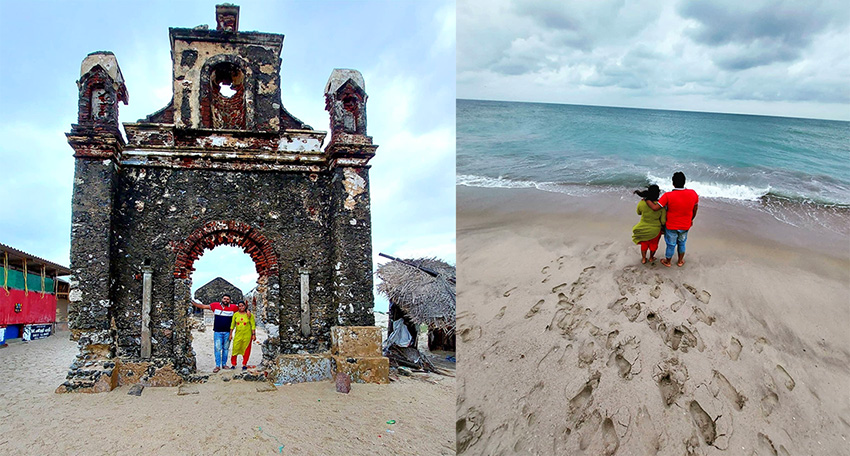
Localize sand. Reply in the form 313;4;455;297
0;316;455;455
456;186;850;455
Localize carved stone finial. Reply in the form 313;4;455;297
216;4;240;32
325;69;368;137
74;51;128;131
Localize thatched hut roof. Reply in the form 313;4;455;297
376;257;455;332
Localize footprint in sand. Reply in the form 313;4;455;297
525;299;545;319
757;432;779;456
567;266;596;302
601;417;620;456
456;407;485;454
608;336;642;379
760;390;780;417
709;370;747;410
624;301;642;322
541;266;550;274
688;400;717;446
670;300;685;312
687;307;715;326
653;357;688;406
754;337;770;353
517;381;545;428
774;364;795;391
727;336;743;361
682;283;711;304
630;406;666;454
608;297;627;313
578;410;603;451
503;286;518;297
665;325;696;352
493;305;507;321
645;309;663;331
578;340;596;367
568;371;601;416
552;282;568;294
457;312;482;343
606;330;620;350
650;285;662;299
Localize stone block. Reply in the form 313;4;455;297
332;355;389;384
330;326;382;357
270;354;332;384
335;372;351;393
117;361;183;387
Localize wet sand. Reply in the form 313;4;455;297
456;186;849;455
0;316;454;455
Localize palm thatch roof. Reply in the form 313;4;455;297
376;256;455;332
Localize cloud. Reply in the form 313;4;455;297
457;0;850;120
678;0;850;70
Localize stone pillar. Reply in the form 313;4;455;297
59;52;128;393
325;69;378;326
140;265;152;359
299;267;311;337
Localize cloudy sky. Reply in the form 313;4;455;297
458;0;850;121
0;0;455;311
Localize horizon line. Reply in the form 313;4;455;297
457;98;850;123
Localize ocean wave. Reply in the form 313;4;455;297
646;173;770;202
456;174;601;196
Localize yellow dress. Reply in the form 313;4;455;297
230;311;256;356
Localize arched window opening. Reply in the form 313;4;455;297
210;62;246;129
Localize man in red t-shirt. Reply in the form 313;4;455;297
648;172;698;267
193;294;239;372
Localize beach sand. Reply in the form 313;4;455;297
0;315;455;455
456;186;849;455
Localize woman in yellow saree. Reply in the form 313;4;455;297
229;301;256;370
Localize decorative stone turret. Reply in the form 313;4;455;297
61;52;129;393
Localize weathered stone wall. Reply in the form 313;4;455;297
109;167;343;364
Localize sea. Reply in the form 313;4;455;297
457;99;850;235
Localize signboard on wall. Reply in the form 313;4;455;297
22;324;52;341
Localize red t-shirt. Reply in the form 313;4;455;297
659;189;698;230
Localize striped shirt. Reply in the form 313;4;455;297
210;302;239;332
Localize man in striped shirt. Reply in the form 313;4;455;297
192;294;239;372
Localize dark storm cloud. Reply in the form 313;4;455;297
679;0;850;69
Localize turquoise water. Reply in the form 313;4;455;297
457;99;850;233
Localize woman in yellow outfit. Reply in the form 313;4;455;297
229;301;256;370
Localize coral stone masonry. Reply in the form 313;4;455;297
61;4;384;393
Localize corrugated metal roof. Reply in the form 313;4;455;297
0;243;71;276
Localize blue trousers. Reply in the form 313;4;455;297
664;229;689;259
213;331;231;367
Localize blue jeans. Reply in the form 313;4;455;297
213;331;231;367
664;229;689;259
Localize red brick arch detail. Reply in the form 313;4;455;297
172;220;278;279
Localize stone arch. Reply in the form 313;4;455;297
172;220;278;279
199;54;255;129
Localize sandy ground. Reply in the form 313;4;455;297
0;315;454;455
456;186;849;455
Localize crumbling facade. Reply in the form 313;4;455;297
61;5;381;392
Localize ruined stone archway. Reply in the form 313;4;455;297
170;220;281;372
61;6;380;393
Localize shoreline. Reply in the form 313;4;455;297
458;185;850;263
456;185;849;455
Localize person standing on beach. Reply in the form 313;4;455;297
648;172;698;267
632;184;666;264
229;301;257;370
192;294;239;372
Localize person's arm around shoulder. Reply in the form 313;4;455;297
645;199;662;211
